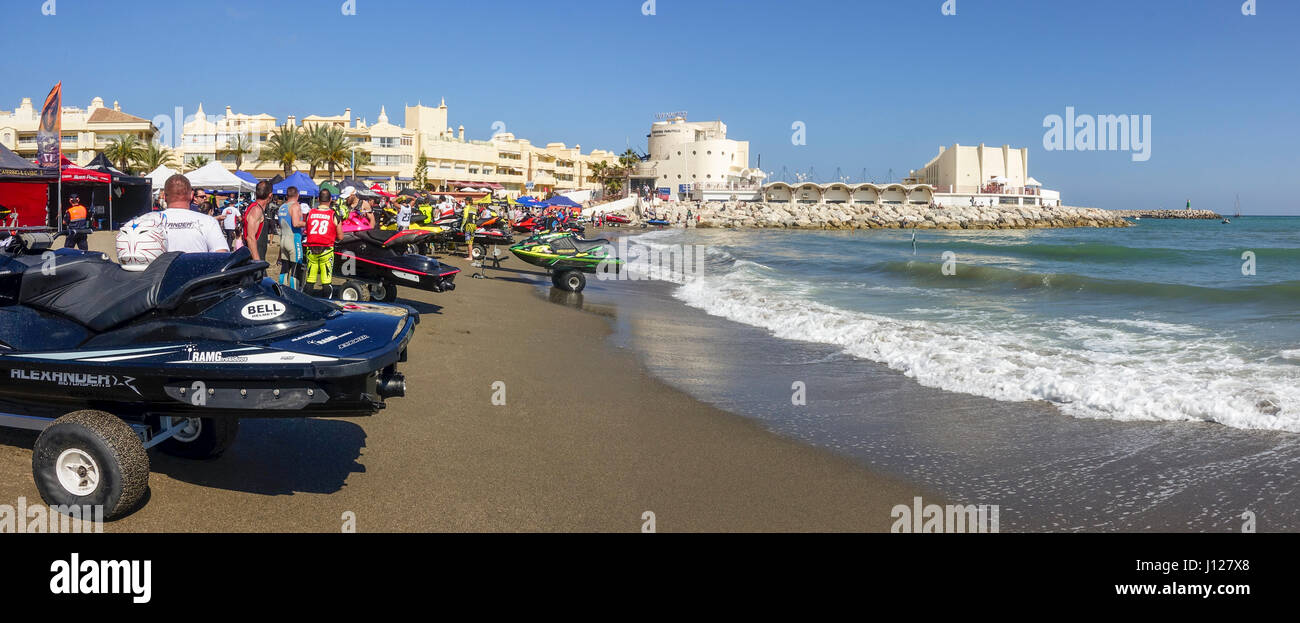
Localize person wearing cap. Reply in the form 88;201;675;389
63;194;90;250
340;187;376;231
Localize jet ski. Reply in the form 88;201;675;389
601;214;631;226
457;224;515;262
509;231;622;292
512;214;544;233
335;229;460;302
0;230;417;517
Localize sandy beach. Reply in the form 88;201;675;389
0;231;931;532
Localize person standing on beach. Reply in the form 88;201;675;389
277;186;307;288
219;199;241;247
243;181;273;262
395;197;413;232
62;194;90;250
303;189;343;295
159;175;229;253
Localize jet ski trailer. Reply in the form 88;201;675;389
0;230;418;518
509;231;622;292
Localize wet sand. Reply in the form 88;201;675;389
0;231;929;532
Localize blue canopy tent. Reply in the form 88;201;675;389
233;170;259;185
514;196;543;208
544;195;581;208
272;171;318;196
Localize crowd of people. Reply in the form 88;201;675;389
127;178;586;293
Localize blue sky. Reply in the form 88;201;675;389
3;0;1296;213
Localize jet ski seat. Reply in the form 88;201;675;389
18;252;180;332
17;248;264;332
571;238;612;253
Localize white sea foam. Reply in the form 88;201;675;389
1281;350;1300;361
672;263;1300;432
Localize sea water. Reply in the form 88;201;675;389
578;217;1300;529
632;217;1300;432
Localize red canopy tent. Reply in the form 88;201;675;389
369;184;395;198
59;155;110;184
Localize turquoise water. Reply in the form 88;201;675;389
630;217;1300;431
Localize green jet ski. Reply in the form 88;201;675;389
509;231;622;292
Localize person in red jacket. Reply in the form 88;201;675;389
303;189;343;294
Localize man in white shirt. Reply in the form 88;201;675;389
161;175;230;253
219;200;241;247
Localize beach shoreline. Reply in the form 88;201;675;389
0;231;937;532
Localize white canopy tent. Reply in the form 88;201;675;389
146;165;179;191
185;161;255;192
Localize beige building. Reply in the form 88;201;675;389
632;116;765;199
904;143;1059;207
0;96;156;165
907;143;1031;195
759;143;1062;208
175;98;616;195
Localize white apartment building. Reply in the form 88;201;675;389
631;116;765;200
0;96;157;165
175;98;617;195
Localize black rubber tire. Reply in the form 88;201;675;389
155;417;239;460
336;281;365;302
32;410;149;520
371;282;399;303
556;270;586;292
471;244;486;261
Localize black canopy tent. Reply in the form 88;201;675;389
0;143;56;226
84;153;153;227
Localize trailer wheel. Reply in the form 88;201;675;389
370;282;399;303
155;417;239;460
32;410;149;520
471;244;486;261
555;270;586;292
336;281;365;302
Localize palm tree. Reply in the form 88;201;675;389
261;125;307;177
309;125;352;180
619;148;641;169
348;147;372;178
219;134;255;171
185;155;211;171
104;135;146;173
302;125;329;179
135;141;177;172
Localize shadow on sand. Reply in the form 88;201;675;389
149;418;367;497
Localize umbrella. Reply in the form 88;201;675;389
398;188;420;197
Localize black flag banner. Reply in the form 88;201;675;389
35;82;61;169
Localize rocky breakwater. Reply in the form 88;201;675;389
1109;209;1223;220
634;202;1131;230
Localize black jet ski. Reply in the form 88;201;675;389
0;230;417;517
335;229;459;302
